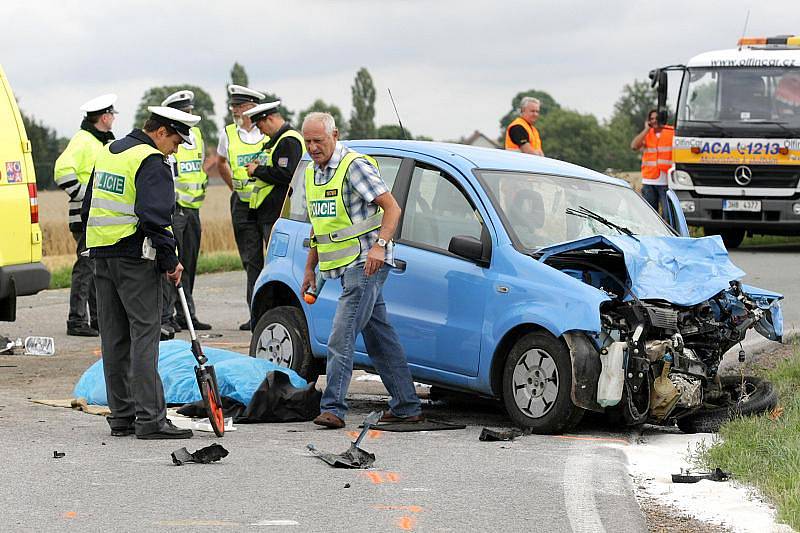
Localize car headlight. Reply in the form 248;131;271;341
680;200;696;213
672;170;693;187
793;203;800;216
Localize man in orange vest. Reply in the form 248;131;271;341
631;109;674;212
505;97;544;155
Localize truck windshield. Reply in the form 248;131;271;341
477;171;674;251
678;67;800;134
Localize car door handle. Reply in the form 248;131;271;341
393;259;407;272
303;238;310;248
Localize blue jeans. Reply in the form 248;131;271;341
642;184;668;214
321;264;421;419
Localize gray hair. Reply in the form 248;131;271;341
520;96;541;112
302;112;336;135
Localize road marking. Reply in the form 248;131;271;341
396;516;416;530
402;488;431;492
555;435;629;445
363;471;401;484
156;520;239;526
374;506;424;513
250;520;300;526
63;511;77;519
563;449;605;533
347;429;383;440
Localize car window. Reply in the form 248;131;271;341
401;164;483;251
283;154;402;222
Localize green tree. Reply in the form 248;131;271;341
349;68;376;139
298;99;347;137
20;110;67;190
135;85;218;149
376;124;411;140
224;62;293;126
537;108;614;172
498;89;561;140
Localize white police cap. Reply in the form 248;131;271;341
227;84;265;104
80;94;117;115
161;90;195;110
243;101;281;122
147;106;201;143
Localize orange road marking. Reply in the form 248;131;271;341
554;435;629;445
365;471;384;484
64;512;77;519
396;516;416;530
92;349;101;357
385;472;400;482
347;429;383;440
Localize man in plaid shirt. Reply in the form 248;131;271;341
300;112;422;429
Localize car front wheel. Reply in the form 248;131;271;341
249;306;320;382
501;332;583;434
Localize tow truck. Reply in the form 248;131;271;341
651;35;800;248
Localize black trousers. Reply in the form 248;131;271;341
95;256;166;434
230;192;274;317
67;230;97;329
161;206;201;323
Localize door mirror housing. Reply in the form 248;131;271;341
449;235;488;265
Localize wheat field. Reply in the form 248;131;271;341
39;183;238;268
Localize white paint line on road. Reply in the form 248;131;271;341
402;487;432;492
250;519;300;526
563;449;605;533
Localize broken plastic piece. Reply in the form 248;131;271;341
24;336;55;356
53;451;65;459
671;467;730;483
307;411;382;469
479;427;524;441
171;443;229;466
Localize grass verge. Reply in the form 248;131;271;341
48;251;243;290
700;343;800;529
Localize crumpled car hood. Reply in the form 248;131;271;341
537;234;781;306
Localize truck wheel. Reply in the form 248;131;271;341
720;229;745;249
249;306;321;382
677;376;777;434
501;332;583;434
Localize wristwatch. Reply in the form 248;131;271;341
376;238;388;248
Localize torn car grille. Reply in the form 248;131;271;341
644;305;679;330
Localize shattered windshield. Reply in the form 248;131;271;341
678;67;800;133
477;170;674;250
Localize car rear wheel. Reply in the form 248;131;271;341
249;306;321;382
501;332;583;434
677;376;777;434
720;229;745;249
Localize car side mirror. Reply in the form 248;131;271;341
665;189;690;237
448;235;486;264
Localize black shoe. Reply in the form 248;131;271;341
136;420;193;440
67;325;99;337
160;325;175;341
239;321;251;331
191;318;212;331
110;425;135;437
168;318;182;333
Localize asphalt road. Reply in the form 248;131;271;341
0;244;796;532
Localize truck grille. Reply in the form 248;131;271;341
679;164;800;188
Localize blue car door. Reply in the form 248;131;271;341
380;158;490;377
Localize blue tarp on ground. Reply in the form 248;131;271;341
72;340;308;406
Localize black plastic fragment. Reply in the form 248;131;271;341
671;468;731;483
53;451;65;459
479;427;524;441
307;411;381;469
171;443;229;466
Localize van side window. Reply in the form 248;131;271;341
401;164;483;251
284;155;402;222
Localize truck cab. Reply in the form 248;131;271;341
0;65;50;321
653;35;800;248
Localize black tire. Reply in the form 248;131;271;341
249;306;321;382
501;332;583;434
720;229;745;249
677;376;777;434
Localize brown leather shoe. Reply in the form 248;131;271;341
313;412;345;429
379;412;425;424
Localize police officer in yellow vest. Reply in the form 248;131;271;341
54;93;116;337
242;100;305;250
158;90;212;334
216;85;266;330
299;112;422;429
81;106;199;440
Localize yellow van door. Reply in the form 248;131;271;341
0;66;36;266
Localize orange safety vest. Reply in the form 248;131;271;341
505;117;542;152
641;126;674;180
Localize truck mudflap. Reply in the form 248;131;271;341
563;332;604;412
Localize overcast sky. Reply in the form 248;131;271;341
3;1;800;143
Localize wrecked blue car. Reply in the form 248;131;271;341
250;141;783;434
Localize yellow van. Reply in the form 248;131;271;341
0;65;49;321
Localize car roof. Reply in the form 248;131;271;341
344;139;629;187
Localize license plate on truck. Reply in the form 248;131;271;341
723;199;761;212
